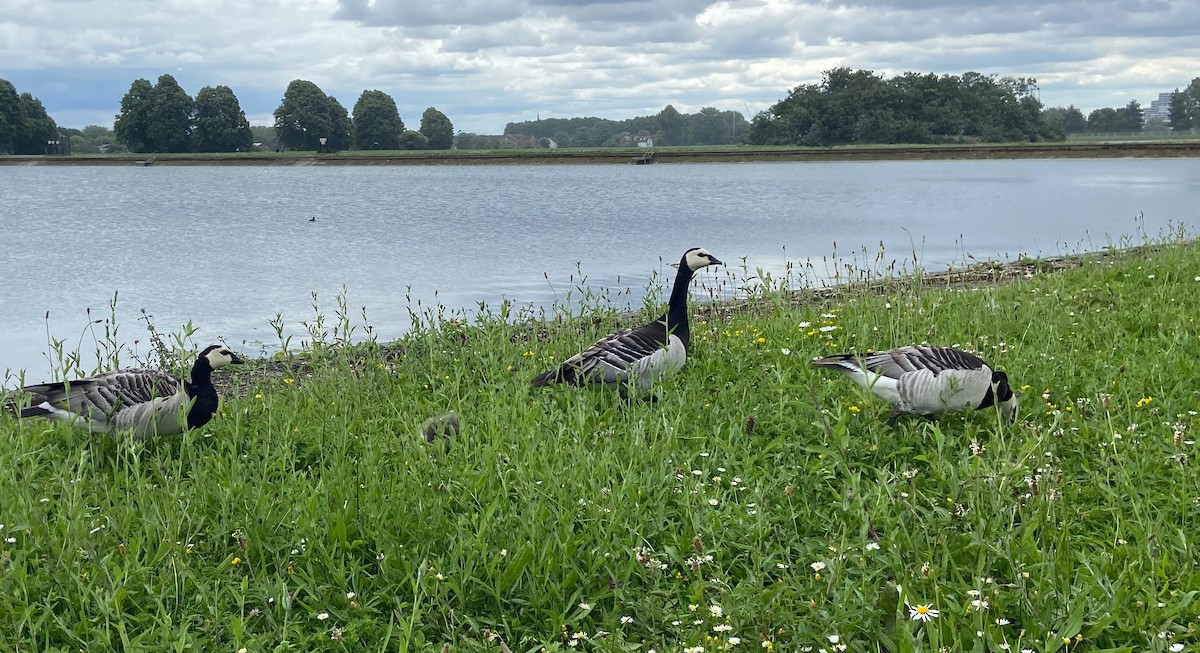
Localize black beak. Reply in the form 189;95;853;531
709;257;724;266
230;352;246;365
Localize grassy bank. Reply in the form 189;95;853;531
4;140;1200;166
2;230;1199;652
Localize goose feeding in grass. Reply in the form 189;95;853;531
16;344;244;439
420;411;460;443
810;345;1018;425
532;247;722;400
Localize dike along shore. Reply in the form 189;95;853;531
4;141;1199;166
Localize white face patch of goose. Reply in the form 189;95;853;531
684;248;716;271
202;344;241;368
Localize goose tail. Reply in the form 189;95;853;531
532;367;564;387
532;363;584;387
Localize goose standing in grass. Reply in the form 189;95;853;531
810;345;1018;425
532;247;722;400
16;344;244;439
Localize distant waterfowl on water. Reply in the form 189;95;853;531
532;247;722;400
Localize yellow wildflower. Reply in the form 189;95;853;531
1136;397;1153;407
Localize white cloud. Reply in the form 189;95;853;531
2;0;1196;133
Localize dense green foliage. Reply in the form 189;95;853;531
146;74;195;153
250;125;280;151
399;129;429;150
352;90;405;150
60;125;116;154
273;80;352;152
749;68;1056;146
192;86;253;153
0;78;60;155
1169;77;1200;131
114;76;253;153
113;78;155;152
1085;100;1144;133
1040;106;1087;134
2;229;1199;651
420;107;454;150
504;105;748;148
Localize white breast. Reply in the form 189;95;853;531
625;334;687;393
898;368;992;415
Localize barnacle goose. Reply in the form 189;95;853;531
17;344;244;439
811;345;1018;425
532;247;722;399
421;411;460;443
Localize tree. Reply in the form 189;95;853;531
1169;77;1200;132
1042;105;1086;134
114;78;156;152
274;80;335;151
192;85;252;152
65;125;116;153
688;107;741;145
657;105;682;145
748;68;1054;146
352;90;403;150
419;107;453;149
10;92;58;155
398;130;428;150
326;96;352;151
1086;107;1122;133
1117;100;1143;131
0;78;19;154
148;74;194;153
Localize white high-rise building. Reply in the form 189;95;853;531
1145;92;1174;123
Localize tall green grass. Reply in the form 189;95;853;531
2;229;1199;652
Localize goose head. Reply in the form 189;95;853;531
992;370;1019;422
678;247;723;272
200;344;245;369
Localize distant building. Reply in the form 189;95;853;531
1145;92;1173;123
637;136;654;148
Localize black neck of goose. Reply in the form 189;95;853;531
664;263;696;349
185;357;220;429
976;386;996;411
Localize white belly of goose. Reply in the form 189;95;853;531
611;333;688;394
896;368;993;416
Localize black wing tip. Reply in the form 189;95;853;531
531;369;560;387
19;405;52;418
809;353;856;368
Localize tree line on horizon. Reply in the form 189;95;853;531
2;72;1199;155
109;75;454;154
498;105;750;148
748;69;1200;146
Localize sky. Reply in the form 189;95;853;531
2;0;1198;134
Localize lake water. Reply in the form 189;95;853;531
1;159;1198;381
